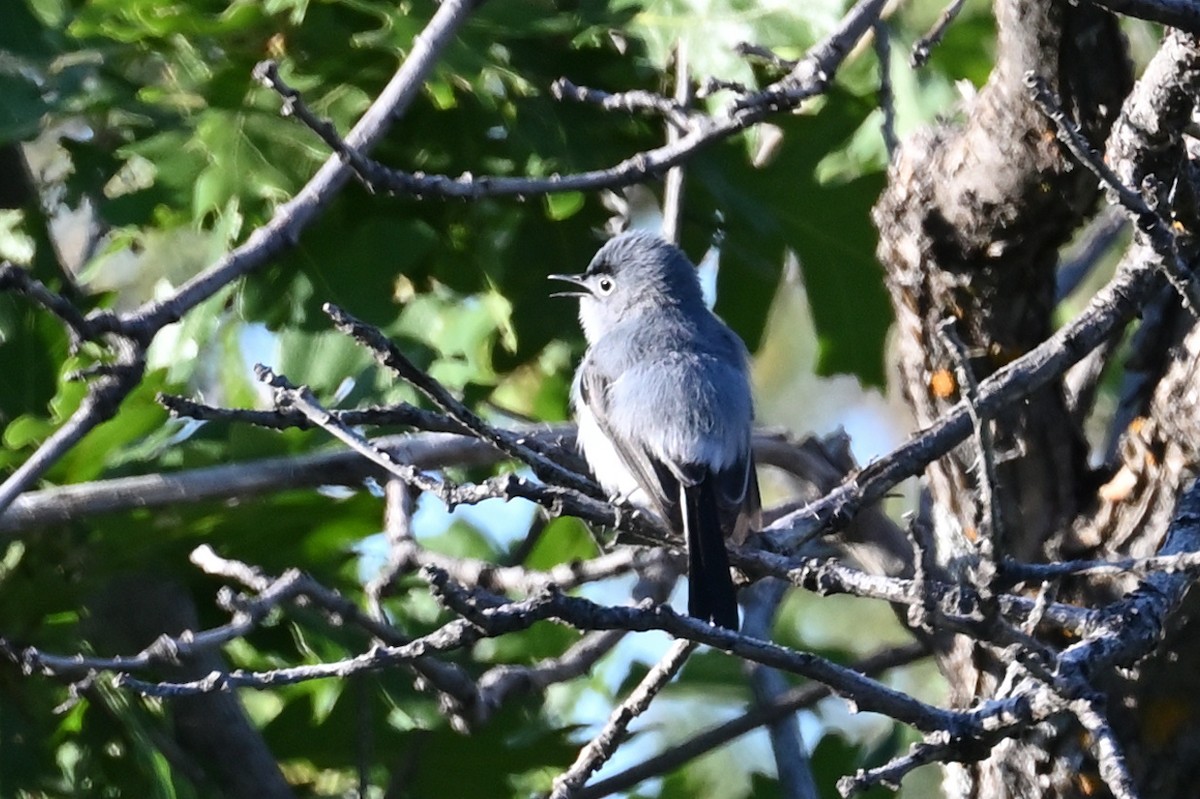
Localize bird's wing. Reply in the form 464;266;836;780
578;358;680;525
712;452;761;543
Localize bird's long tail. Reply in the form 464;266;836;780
682;480;739;630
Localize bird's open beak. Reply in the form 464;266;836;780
548;273;590;299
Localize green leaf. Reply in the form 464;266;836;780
689;93;891;385
0;73;52;143
545;191;585;221
523;516;597;570
0;0;63;58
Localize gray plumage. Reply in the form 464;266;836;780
550;231;760;629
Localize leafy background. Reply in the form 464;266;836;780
0;0;1018;795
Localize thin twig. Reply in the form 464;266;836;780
159;393;466;435
324;303;600;497
839;737;951;794
736;549;1099;636
734;42;798;72
911;0;968;68
0;262;96;344
575;643;926;799
551;78;693;131
366;479;417;622
549;639;698;799
1070;696;1141;799
256;364;455;501
873;21;899;157
476;630;626;724
1055;207;1127;303
0;343;145;515
1026;72;1200;313
938;318;1004;575
661;40;691;245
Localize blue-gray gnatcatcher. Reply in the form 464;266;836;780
551;231;760;629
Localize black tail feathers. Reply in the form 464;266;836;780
682;480;739;630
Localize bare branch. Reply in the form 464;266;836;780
256;364;463;502
742;579;819;799
122;0;478;334
389;539;669;596
1026;72;1200;313
0;430;523;535
1055;207;1127;303
661;41;691;245
0;343;145;515
938;317;1003;572
910;0;968;68
873;21;899;157
324;303;600;497
263;0;890;200
999;548;1200;583
476;630;625;723
1070;696;1141;799
159;393;465;435
550;639;697;799
0;261;96;344
0;428;828;536
550;78;693;131
765;242;1164;551
737;549;1099;636
839;737;949;794
575;643;926;799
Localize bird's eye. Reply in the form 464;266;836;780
597;277;614;295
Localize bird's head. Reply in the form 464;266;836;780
549;230;705;342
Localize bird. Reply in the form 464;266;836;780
550;230;760;630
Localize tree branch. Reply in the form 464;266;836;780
764;244;1162;551
575;643;926;799
0;0;482;522
258;0;890;200
550;639;697;799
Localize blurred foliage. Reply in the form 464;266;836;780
0;0;990;795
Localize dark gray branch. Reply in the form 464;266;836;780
575;643;926;799
257;0;889;200
324;303;598;496
550;639;697;799
0;0;482;522
1026;72;1200;312
764;244;1164;551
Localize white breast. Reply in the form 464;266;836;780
574;396;652;510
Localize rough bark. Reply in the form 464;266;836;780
872;0;1149;796
1069;33;1200;797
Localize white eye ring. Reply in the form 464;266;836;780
596;276;614;295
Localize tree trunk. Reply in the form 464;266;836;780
874;3;1200;797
